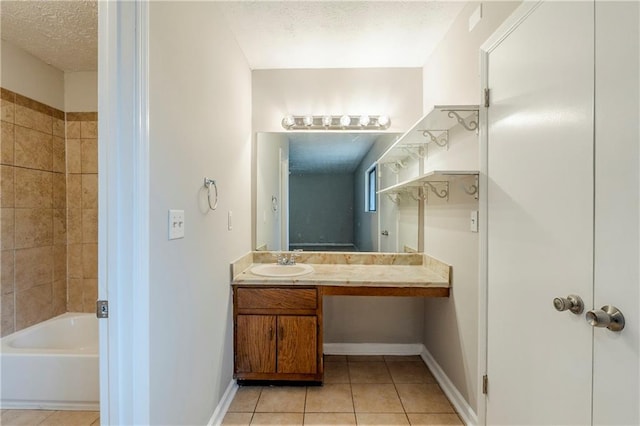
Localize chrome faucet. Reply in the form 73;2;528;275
273;250;303;265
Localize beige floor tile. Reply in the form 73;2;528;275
229;386;263;412
255;387;307;413
250;412;303;425
324;355;347;363
406;413;463;425
387;361;436;384
356;413;410;425
384;355;423;362
323;362;350;384
303;412;356;425
395;384;454;414
351;384;404;413
348;362;392;384
0;410;54;425
347;355;384;362
305;384;353;413
223;412;253;426
38;410;100;426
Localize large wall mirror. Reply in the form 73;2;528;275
255;132;410;253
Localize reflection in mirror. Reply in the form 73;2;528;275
255;132;403;252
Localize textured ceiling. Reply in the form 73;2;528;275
217;1;465;69
289;133;385;174
1;0;97;72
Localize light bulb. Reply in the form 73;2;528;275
322;116;333;126
359;115;370;127
282;115;295;129
377;115;390;128
303;115;314;126
340;115;351;127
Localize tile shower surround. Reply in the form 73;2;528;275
1;87;98;336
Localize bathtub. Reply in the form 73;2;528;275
0;313;99;410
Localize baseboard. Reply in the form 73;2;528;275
420;347;478;426
323;342;424;355
207;379;238;426
0;401;99;411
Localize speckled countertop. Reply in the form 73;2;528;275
230;251;451;288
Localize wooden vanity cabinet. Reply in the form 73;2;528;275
233;286;323;382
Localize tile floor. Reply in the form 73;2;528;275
222;355;464;426
0;409;99;426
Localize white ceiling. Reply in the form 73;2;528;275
1;0;98;72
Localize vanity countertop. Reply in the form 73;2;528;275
231;252;451;294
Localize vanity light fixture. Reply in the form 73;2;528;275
281;114;392;130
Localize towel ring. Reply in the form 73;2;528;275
203;178;218;210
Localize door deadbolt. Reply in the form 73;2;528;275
586;305;625;332
553;294;584;315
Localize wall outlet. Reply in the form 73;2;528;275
169;209;185;240
470;210;479;233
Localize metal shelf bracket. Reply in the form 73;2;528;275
446;110;479;132
424;181;449;201
419;130;449;149
461;175;479;200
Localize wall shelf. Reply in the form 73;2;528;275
377;105;479;166
378;170;479;194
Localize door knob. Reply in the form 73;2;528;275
586;305;625;332
553;294;584;315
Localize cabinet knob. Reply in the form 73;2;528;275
553;294;584;315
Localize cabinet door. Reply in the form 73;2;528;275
236;315;276;374
277;316;317;374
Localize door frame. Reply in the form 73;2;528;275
477;2;543;424
98;1;150;424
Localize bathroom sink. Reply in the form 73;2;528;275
250;263;314;278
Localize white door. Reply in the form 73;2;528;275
592;2;639;424
484;1;639;425
378;191;398;252
485;2;595;424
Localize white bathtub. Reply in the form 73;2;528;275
0;313;99;410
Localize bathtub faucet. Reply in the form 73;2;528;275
273;250;303;265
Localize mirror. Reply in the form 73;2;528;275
255;132;404;252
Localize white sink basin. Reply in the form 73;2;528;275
250;263;314;277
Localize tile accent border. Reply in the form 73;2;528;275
66;112;98;121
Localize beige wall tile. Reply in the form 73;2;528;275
1;208;15;250
82;243;98;278
53;244;66;282
67;208;82;243
14;168;52;208
66;174;82;208
1;292;15;336
1;121;15;165
15;282;52;330
1;165;14;207
66;139;82;173
53;117;65;138
67;243;83;278
14;246;53;292
52;136;66;173
14;208;53;249
53;278;66;315
66;121;81;138
15;104;52;134
1;100;15;123
1;249;14;294
81;121;98;139
14;126;53;171
53;208;67;244
82;209;98;243
81;139;98;173
81;174;98;209
83;278;98;312
52;173;66;209
67;278;83;312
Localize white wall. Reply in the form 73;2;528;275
420;0;521;416
253;68;426;345
252;68;422;133
148;3;251;424
0;39;64;110
64;71;98;112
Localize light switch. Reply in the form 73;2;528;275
169;209;185;240
470;210;479;233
